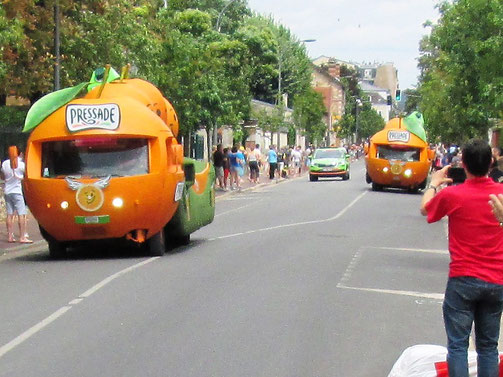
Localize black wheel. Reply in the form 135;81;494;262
365;172;372;184
309;174;318;182
372;182;383;191
176;234;190;246
343;171;350;180
49;241;67;259
147;229;166;256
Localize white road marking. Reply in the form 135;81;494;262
0;257;159;359
337;283;444;300
79;257;159;298
369;246;449;255
0;306;72;358
215;202;257;217
208;191;368;241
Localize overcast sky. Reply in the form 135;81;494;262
246;0;440;90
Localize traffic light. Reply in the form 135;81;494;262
387;95;392;105
395;90;401;101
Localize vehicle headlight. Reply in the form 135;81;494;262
404;169;412;178
60;201;69;210
112;197;124;208
383;167;389;173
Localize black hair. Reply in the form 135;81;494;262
231;146;237;153
462;139;492;177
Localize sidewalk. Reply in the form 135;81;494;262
0;211;46;256
0;169;305;255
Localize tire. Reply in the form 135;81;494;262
49;241;67;259
147;229;166;256
365;172;372;184
372;182;382;191
309;174;318;182
343;171;350;180
176;234;190;246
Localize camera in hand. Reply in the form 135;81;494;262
447;167;466;184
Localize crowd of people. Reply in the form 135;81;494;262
433;143;503;183
211;143;314;191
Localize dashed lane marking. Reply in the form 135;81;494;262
208;191;367;241
0;257;159;359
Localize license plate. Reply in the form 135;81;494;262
323;167;334;172
75;215;110;224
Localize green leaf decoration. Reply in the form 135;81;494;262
404;111;427;142
23;82;89;133
88;67;120;92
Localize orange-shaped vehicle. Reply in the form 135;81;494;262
22;66;215;257
365;112;435;192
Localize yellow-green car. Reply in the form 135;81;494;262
309;147;350;181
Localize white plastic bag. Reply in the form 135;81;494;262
388;344;502;377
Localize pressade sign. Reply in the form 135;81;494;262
387;130;410;143
66;104;120;132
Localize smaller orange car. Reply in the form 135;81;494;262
365;113;435;192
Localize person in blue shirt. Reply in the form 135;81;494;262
228;145;244;190
267;145;278;180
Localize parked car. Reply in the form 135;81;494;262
309;147;350;181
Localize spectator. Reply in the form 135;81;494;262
290;146;302;177
228;145;243;190
489;147;503;183
248;144;261;184
1;146;32;243
223;147;230;190
420;139;503;377
267;145;277;180
212;144;225;190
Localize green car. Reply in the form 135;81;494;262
309;147;350;181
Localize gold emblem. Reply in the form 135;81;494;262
76;184;105;211
65;176;111;212
390;164;403;175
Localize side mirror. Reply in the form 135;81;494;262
345;154;350;159
183;161;195;187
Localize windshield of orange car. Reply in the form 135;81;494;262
41;138;149;178
314;149;345;159
376;145;420;162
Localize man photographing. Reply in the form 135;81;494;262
420;139;503;377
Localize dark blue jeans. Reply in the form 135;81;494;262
443;276;503;377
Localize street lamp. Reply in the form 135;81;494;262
276;38;315;146
355;98;362;143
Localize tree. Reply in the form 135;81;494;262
292;88;326;146
418;0;503;141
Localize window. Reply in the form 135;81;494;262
41;138;149;178
376;145;420;162
314;149;345;159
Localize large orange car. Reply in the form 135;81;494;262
22;67;215;257
365;113;435;192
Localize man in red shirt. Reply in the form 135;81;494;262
421;139;503;377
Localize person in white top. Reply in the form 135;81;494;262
248;144;261;183
1;146;32;243
290;146;302;177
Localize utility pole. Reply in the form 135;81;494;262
53;0;60;91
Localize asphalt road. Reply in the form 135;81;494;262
0;160;451;376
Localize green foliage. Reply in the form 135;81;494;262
0;106;29;131
418;0;503;141
1;0;320;151
293;88;326;145
357;104;385;139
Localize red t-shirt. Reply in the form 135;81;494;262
426;177;503;284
